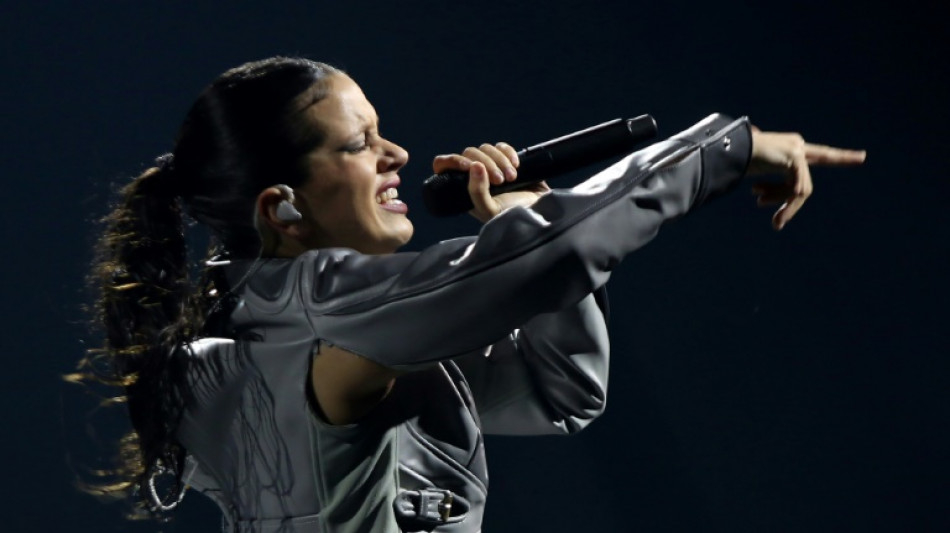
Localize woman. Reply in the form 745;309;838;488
83;56;864;532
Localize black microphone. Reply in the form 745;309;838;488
422;114;658;217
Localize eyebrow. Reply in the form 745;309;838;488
355;112;379;131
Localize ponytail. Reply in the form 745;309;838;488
74;56;341;520
74;155;203;517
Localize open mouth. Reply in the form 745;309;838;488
376;187;399;204
376;186;408;214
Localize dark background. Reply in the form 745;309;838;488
2;1;947;531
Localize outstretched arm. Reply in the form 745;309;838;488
436;124;866;230
308;115;865;425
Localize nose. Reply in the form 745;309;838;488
378;137;409;173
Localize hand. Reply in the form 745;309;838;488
432;142;550;223
749;128;866;230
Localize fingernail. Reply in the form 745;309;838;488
505;167;516;180
459;159;471;169
493;169;504;183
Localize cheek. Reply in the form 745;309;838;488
323;167;376;206
314;182;378;232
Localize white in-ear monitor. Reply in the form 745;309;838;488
274;184;303;222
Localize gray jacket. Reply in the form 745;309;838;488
175;114;752;532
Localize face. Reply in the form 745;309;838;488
292;74;412;255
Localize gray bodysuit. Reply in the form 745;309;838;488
175;114;753;532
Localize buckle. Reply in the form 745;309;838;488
394;488;456;525
439;491;453;522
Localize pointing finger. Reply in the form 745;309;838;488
804;144;867;166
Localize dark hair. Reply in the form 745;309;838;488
74;57;340;518
176;57;340;256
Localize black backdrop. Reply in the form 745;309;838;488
2;1;947;531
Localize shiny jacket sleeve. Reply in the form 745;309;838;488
294;114;751;368
454;289;610;435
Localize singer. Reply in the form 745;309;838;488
80;57;865;532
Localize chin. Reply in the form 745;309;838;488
387;227;414;253
364;224;413;255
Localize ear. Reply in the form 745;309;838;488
256;186;304;239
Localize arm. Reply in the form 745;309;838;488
455;289;610;435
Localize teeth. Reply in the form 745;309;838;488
376;187;399;204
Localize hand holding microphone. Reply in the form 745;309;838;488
425;115;658;219
430;141;550;223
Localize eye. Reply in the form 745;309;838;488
343;131;373;154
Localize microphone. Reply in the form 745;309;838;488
422;114;658;217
